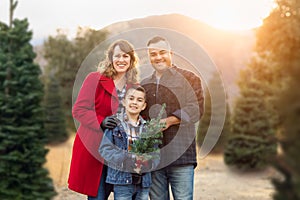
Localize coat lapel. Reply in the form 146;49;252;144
99;75;118;98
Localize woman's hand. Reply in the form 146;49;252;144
100;116;118;130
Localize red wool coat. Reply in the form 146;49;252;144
68;72;120;196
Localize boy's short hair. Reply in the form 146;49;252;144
125;85;146;101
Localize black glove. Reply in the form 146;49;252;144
100;116;117;130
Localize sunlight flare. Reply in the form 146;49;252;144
197;0;275;31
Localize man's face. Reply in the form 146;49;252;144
148;41;172;73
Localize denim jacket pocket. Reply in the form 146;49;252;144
112;131;127;150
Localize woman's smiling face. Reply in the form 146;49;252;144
112;45;131;75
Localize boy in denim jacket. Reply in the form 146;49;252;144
99;86;159;200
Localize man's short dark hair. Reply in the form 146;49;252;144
147;36;170;47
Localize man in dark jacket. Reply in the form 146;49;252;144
141;36;204;200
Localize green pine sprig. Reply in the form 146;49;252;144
130;103;166;158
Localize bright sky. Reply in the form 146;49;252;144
0;0;275;45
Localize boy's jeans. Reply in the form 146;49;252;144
114;184;150;200
88;166;113;200
149;165;194;200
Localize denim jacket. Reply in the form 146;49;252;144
99;116;159;188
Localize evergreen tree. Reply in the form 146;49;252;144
197;73;231;154
0;17;55;199
274;78;300;200
43;28;108;131
43;75;68;144
224;56;278;170
257;0;300;199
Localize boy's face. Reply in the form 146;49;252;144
123;89;146;115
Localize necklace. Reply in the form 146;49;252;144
114;74;126;91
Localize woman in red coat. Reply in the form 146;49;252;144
68;39;139;199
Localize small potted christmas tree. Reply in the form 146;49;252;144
130;103;166;173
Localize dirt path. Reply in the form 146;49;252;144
46;136;280;200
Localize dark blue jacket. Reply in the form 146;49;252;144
141;65;204;168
